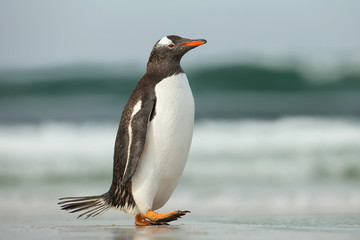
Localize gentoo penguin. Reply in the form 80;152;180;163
58;35;206;225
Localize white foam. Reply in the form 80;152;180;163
1;117;360;216
0;117;358;186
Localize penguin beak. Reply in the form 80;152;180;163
183;39;207;47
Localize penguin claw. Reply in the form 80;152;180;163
154;210;191;223
150;221;169;226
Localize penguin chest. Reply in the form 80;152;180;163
131;73;194;212
150;72;195;176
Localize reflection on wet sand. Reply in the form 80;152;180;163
112;226;181;240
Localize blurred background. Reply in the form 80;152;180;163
1;0;359;223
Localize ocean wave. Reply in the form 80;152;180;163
1;64;360;122
1;117;360;186
1;116;360;216
1;64;360;94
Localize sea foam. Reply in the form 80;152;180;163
1;117;360;216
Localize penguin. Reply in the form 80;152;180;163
58;35;207;226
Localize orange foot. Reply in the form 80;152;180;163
135;214;168;226
135;210;190;226
146;210;190;223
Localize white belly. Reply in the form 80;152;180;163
131;73;194;214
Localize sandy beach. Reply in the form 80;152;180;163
2;215;359;240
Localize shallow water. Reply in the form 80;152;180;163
0;117;359;220
1;117;360;239
2;216;360;240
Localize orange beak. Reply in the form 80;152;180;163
183;40;207;47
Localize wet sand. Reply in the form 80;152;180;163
2;215;359;240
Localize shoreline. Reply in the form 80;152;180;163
2;215;359;240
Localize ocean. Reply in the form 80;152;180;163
1;64;360;123
0;64;360;239
1;118;360;220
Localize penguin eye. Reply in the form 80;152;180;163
167;43;175;49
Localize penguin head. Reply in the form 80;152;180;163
147;35;206;68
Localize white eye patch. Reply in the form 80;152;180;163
157;36;174;47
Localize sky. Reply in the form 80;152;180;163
0;0;359;70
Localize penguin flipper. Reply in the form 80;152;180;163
121;98;156;184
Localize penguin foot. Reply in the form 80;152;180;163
135;214;169;226
145;210;191;223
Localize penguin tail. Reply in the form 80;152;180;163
58;193;111;219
